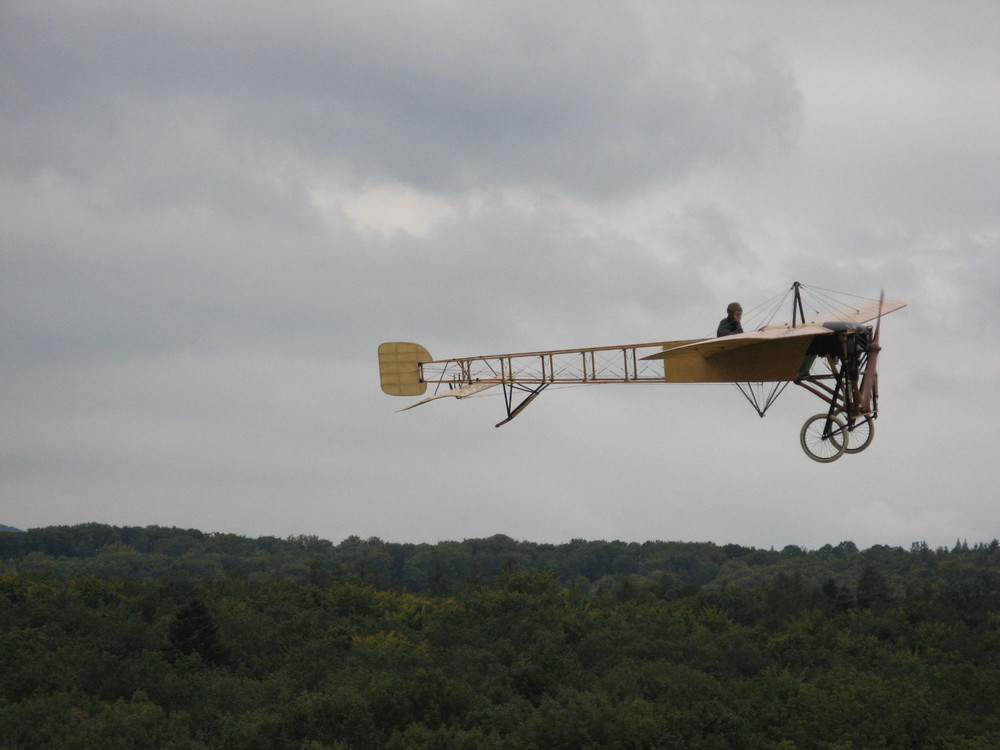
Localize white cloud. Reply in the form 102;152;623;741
311;181;458;238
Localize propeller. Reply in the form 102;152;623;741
856;290;883;416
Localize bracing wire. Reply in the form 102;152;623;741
743;287;793;331
803;284;880;302
795;283;881;322
735;380;791;417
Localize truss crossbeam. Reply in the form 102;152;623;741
420;343;670;388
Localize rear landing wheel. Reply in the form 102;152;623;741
800;413;848;463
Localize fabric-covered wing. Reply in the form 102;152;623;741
642;325;832;383
807;298;906;325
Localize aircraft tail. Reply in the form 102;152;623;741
378;342;431;396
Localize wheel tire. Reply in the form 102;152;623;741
839;415;875;454
800;413;848;463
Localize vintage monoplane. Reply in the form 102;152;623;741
378;282;905;462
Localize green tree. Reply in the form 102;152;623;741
168;597;228;666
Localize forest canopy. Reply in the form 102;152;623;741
1;524;999;748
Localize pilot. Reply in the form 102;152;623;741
717;302;744;337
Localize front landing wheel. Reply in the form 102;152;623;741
800;413;848;463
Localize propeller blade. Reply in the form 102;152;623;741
857;290;884;415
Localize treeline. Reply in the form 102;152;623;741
1;525;999;748
3;523;999;598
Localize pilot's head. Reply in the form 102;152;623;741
727;302;743;319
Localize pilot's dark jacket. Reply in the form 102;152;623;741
717;317;744;337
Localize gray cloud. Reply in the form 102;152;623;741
2;1;998;549
3;2;801;198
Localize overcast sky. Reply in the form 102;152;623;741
3;1;998;550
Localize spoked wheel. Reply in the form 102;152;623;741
831;415;875;454
800;413;848;463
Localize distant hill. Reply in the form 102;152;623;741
0;524;23;533
1;522;997;597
